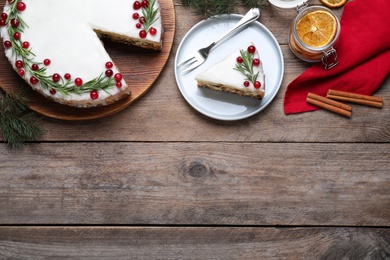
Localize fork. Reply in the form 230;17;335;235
177;8;260;74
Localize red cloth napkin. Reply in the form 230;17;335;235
284;0;390;114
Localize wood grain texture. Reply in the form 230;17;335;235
1;142;389;225
0;0;176;120
0;227;389;259
0;1;389;258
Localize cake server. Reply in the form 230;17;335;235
177;8;260;74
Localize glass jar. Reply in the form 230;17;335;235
268;0;341;69
288;3;340;69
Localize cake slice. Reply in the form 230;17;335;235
195;42;265;99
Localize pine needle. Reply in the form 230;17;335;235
241;0;267;10
0;89;44;148
182;0;239;17
181;0;267;17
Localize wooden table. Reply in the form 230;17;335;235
1;1;389;258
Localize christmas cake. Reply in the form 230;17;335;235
0;0;163;108
195;42;265;99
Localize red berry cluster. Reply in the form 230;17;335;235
89;61;123;100
236;45;262;89
132;0;157;39
1;1;28;47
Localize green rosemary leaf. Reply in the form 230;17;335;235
142;0;159;32
233;49;258;83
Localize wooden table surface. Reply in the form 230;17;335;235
1;1;389;259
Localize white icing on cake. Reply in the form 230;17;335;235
0;0;163;107
195;42;265;98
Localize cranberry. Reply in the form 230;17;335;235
13;32;21;40
11;18;19;27
247;45;256;54
105;69;113;77
50;88;57;95
253;58;260;66
75;78;83;87
136;23;142;29
0;13;8;26
31;64;39;71
132;13;139;20
114;73;123;82
44;59;51;66
149;27;157;36
15;60;23;68
139;30;147;38
236;57;243;63
4;40;12;48
90;90;99;100
30;76;38;84
254;81;261;89
243;81;250;87
64;73;71;80
105;61;113;69
133;1;142;10
22;41;30;49
139;16;146;24
116;82;122;88
18;69;24;76
52;73;61;83
142;0;149;8
16;2;26;12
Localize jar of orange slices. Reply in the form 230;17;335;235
268;0;341;69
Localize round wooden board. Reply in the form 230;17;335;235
0;0;175;121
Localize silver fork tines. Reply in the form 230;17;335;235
177;8;260;74
177;45;214;73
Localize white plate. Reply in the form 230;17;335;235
174;14;284;121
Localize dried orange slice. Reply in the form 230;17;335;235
320;0;347;8
296;10;337;48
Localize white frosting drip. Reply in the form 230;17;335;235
195;42;265;95
0;0;162;106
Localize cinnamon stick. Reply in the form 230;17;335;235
307;93;352;118
327;89;383;108
308;93;352;111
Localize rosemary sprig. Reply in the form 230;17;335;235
0;89;44;148
142;0;159;32
234;49;259;83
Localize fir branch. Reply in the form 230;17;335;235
181;0;266;17
241;0;267;10
183;0;239;17
0;89;44;148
